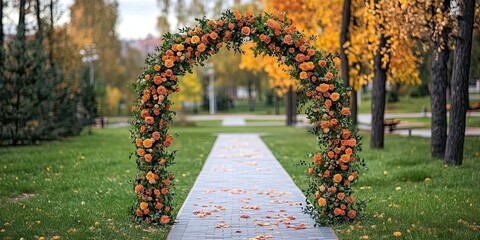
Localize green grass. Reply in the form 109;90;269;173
1;123;479;239
359;95;432;113
397;116;480;128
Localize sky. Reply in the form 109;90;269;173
59;0;161;40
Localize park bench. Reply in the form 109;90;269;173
384;118;421;136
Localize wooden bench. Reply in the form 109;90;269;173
384;119;401;132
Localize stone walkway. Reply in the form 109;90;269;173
222;117;247;126
167;134;337;240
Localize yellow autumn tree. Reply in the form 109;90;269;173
171;70;202;111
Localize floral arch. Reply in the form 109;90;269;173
130;10;364;226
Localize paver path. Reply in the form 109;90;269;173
167;134;337;240
222;117;247;126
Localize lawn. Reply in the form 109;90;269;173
1;123;479;239
398;116;480;128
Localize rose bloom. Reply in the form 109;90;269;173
325;72;333;80
154;64;161;71
135;138;143;147
164;59;174;68
284;35;293;45
157;86;166;95
333;208;345;216
295;53;306;62
348;210;357;219
197;43;206;53
144;154;153;162
145;116;154;125
337;192;345;200
160;215;170;224
393;232;402;237
318;60;327;68
316;83;329;93
191;35;200;44
137;148;145;157
312;154;322;164
152;131;161;141
134;184;144;193
330;92;340;101
341;107;351;116
161;188;169;195
143;138;154;148
347;196;354;203
318;197;327;206
333;174;343;183
308;167;314;176
299;71;308;79
146;171;156;181
241;26;251;35
155;202;164;209
139;202;148;210
135;209;143;217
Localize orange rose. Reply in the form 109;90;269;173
146;171;156;181
144;154;153;162
348;210;357;219
153;75;162;85
318;197;327;206
161;188;169;195
319;185;326;192
241;26;251;35
327;151;335;159
316;83;329;93
284;35;293;45
159;158;167;165
334;207;345;216
137;148;145;157
154;64;161;71
341;107;351;116
312;154;322;164
145;116;154;125
163;179;171;186
393;232;402;237
157;86;166;95
209;31;218;40
337;192;345;200
164;59;174;68
330;92;340;101
299;71;308;80
325;72;333;80
144;74;151;81
143;138;153;148
152;131;161;140
308;167;314;176
340;154;350;163
345;148;353;155
347;196;354;204
139;202;148;210
191;35;200;44
160;215;170;224
295;53;306;62
155;202;164;209
135;138;143;147
134;184;144;193
197;43;206;52
135;209;143;217
333;174;343;183
318;60;327;68
176;44;184;51
348;138;357;147
266;19;277;29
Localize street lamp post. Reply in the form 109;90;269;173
79;44;99;88
206;62;215;115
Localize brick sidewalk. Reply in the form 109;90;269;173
167;134;337;240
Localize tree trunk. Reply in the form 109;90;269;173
351;90;358;125
445;0;475;165
286;86;297;126
274;92;280;115
247;80;254;112
340;0;356;125
371;34;388;149
0;0;4;71
430;0;450;160
35;0;43;38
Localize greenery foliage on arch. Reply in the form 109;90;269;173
130;10;365;226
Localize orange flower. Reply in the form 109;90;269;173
318;60;327;68
347;196;354;203
342;129;351;139
159;158;167;165
319;185;326;192
331;92;340;101
155;202;164;209
228;23;235;30
334;208;345;216
318;197;327;206
295;53;306;63
241;26;251;35
160;215;170;224
146;171;156;181
233;10;242;20
143;138;153;148
341;107;351;116
317;84;329;93
161;188;169;195
209;31;218;40
152;131;161;141
135;138;143;147
164;59;174;68
153;75;162;85
140;202;148;210
345;148;353;155
266;19;278;29
145;116;154;125
157;86;167;96
312;154;322;164
327;151;335;159
135;209;143;217
144;154;153;162
325;72;333;80
154;64;161;71
176;44;184;51
144;74;151;81
333;174;343;183
163;179;171;186
191;35;200;44
348;210;357;219
134;184;144;193
393;232;402;237
299;71;308;80
284;35;293;45
308;167;314;176
137;148;145;157
337;192;345;200
197;43;206;52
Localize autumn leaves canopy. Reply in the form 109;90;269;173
130;10;364;225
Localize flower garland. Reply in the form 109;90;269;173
130;10;365;226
